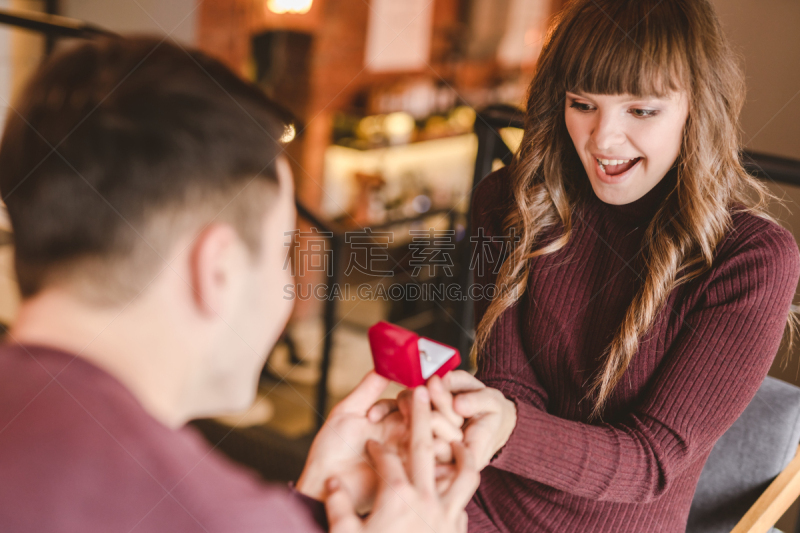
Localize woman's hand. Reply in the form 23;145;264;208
326;387;479;533
367;374;465;463
443;371;518;470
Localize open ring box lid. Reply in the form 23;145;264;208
368;321;461;388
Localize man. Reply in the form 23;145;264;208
0;37;477;532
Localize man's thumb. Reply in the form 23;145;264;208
325;478;361;533
337;371;389;415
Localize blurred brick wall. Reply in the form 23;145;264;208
197;0;463;209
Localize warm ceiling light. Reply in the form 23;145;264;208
266;0;313;14
280;123;296;144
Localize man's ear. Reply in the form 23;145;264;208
188;223;246;317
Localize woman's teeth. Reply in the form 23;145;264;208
597;157;636;166
596;157;639;174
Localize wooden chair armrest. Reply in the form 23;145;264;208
732;445;800;533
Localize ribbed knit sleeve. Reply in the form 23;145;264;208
476;216;800;502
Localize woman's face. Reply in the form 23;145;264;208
564;90;690;205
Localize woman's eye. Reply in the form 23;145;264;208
569;102;593;112
630;108;658;118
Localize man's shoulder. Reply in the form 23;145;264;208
0;344;320;532
0;344;92;432
0;344;200;526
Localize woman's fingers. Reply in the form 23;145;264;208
394;378;470;433
461;420;494;469
325;477;362;533
433;438;455;464
435;463;456;479
396;389;414;420
452;388;499;418
441;441;480;514
428;375;464;429
435;465;456;496
366;439;409;490
367;398;398;423
442;370;485;394
431;411;463;443
375;410;408;457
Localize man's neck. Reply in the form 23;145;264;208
10;288;194;428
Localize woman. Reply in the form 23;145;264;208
446;0;800;531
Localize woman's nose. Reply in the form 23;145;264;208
592;112;626;151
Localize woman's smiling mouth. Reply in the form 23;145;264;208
593;156;643;183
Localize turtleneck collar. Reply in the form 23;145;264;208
591;166;678;227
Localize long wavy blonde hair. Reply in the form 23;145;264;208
473;0;798;418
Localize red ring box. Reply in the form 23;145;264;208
368;321;461;388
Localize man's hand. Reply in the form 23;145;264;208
442;371;517;470
367;374;465;464
325;387;480;533
296;371;405;513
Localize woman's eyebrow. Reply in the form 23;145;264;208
565;91;589;101
565;92;670;107
624;93;675;105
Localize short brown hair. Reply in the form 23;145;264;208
0;36;292;300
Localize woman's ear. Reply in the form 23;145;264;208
188;223;247;318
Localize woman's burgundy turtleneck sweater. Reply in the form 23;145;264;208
466;166;800;532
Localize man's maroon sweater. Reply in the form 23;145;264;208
466;167;800;532
0;344;325;532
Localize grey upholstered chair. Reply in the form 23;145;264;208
687;376;800;533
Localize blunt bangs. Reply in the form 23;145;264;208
556;0;691;98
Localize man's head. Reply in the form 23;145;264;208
0;37;296;422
